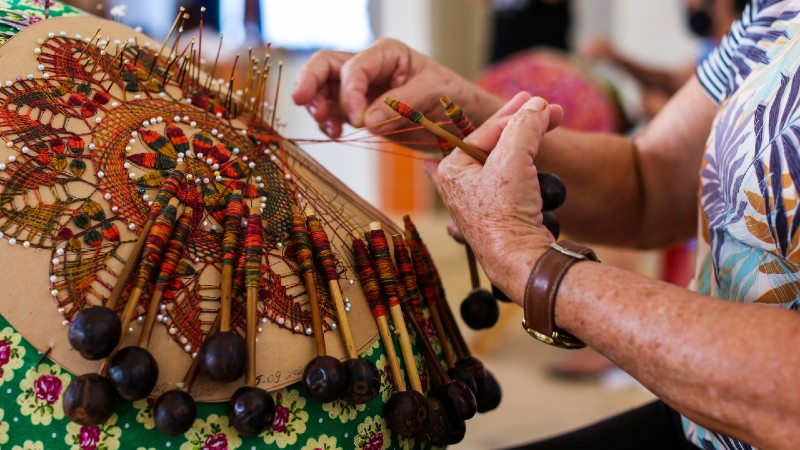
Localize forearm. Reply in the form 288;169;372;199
534;78;715;248
608;50;680;92
555;262;800;449
482;240;800;450
535;129;651;246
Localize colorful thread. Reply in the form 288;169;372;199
352;237;385;318
148;167;185;221
403;216;440;309
290;207;315;276
383;97;423;124
154;209;193;290
367;229;401;308
135;203;178;288
221;191;243;267
244;212;263;289
306;214;338;282
440;96;475;137
393;238;424;322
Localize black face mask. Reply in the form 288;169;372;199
687;8;713;37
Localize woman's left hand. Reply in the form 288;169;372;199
424;95;563;304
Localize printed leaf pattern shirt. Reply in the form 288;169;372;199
694;1;800;448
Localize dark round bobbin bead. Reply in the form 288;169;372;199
229;386;276;436
439;380;477;421
198;331;247;382
385;390;429;437
538;172;567;211
460;288;500;329
437;419;467;446
340;358;381;404
108;346;159;401
63;373;117;426
68;307;122;360
302;355;348;403
154;389;197;436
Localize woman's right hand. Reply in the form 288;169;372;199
291;38;503;143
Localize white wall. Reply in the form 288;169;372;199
607;0;701;68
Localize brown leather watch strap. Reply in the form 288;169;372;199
522;240;599;349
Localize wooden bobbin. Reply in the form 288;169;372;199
353;232;407;393
369;222;423;394
219;189;242;333
305;204;358;359
106;162;186;311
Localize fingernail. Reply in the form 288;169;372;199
323;120;335;136
525;97;546;112
365;107;389;126
307;103;317;116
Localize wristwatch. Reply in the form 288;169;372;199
522;240;599;349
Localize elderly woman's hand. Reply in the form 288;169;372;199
425;95;563;304
292;38;503;141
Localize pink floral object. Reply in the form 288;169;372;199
0;340;10;375
79;425;100;450
271;404;289;433
34;374;63;404
203;433;229;450
363;433;384;450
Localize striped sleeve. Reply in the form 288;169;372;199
696;1;757;103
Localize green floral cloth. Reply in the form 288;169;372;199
0;314;442;449
0;1;446;448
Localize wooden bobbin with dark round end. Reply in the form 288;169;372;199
447;366;478;396
445;303;502;413
460;288;500;330
153;314;222;436
438;418;468;446
401;227;457;371
68;163;187;361
292;205;348;403
108;347;159;401
197;331;246;382
350;233;430;436
341;358;380;404
475;368;502;413
229;205;275;436
460;245;499;330
405;307;476;422
305;206;380;404
198;190;246;382
110;203;193;401
229;386;275;436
